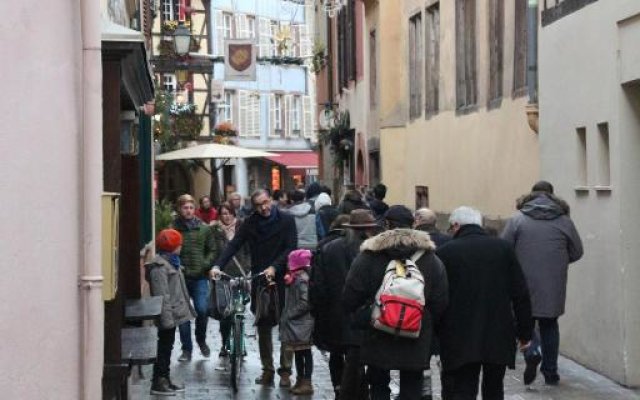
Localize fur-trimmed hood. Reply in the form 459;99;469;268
361;229;435;258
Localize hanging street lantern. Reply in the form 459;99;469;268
173;23;191;56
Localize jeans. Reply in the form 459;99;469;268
295;349;314;379
341;346;369;399
178;278;210;352
441;363;506;400
153;327;176;379
369;367;424;400
257;324;293;375
528;317;560;377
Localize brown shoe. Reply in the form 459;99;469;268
255;371;274;386
279;372;292;388
289;378;302;392
290;379;313;395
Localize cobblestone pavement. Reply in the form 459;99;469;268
130;318;639;399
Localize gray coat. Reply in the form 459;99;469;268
501;194;583;318
280;270;314;347
288;203;318;250
145;255;196;329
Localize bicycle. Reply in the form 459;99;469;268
214;271;265;393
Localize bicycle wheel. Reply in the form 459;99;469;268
230;317;243;392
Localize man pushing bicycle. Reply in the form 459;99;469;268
211;189;298;388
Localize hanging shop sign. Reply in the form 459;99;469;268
225;39;257;81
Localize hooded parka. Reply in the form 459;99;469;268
342;229;449;371
145;255;196;329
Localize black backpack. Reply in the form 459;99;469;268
209;279;234;320
254;279;280;327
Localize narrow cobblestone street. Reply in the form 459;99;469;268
130;318;639;400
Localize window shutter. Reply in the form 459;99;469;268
298;24;312;58
284;95;292;137
250;93;261;137
215;10;225;56
303;96;313;138
269;94;276;136
237;90;248;137
258;18;271;57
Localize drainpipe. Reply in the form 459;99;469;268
79;0;104;399
526;0;539;133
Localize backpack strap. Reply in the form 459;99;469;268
410;250;426;263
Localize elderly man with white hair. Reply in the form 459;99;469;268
414;208;451;248
436;206;533;400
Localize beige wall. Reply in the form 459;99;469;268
539;0;640;386
379;0;538;218
0;1;85;398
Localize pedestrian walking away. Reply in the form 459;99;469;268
145;229;196;396
437;206;533;400
311;210;379;399
280;249;315;395
211;189;297;388
502;181;583;386
343;205;449;400
289;189;318;250
315;192;339;240
171;194;223;362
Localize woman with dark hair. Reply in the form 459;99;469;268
213;202;251;357
272;189;290;211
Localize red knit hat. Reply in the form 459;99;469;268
156;229;183;252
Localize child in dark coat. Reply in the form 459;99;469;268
280;249;315;395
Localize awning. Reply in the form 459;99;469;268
156;143;279;161
265;152;318;169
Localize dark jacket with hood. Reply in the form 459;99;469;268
145;254;196;329
437;225;533;371
368;198;389;220
501;192;583;318
171;217;221;279
342;229;449;371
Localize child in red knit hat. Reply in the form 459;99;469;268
145;229;195;396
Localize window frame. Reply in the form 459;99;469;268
409;12;423;120
455;0;478;112
425;2;440;117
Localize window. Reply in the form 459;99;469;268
409;12;423;120
238;91;261;137
223;13;234;38
488;0;504;104
162;74;176;93
338;1;357;89
247;16;256;38
162;0;179;21
415;186;430;209
425;3;440;115
455;0;477;110
291;96;302;135
513;0;528;95
370;30;377;108
221;90;234;123
597;123;611;187
215;11;235;55
576;127;587;186
270;20;280;56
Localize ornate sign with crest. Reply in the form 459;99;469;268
224;39;257;81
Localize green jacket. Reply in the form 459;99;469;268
171;217;222;279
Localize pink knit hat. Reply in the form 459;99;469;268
288;249;312;272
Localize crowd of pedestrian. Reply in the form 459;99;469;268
145;180;583;399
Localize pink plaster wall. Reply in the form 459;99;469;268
0;1;83;398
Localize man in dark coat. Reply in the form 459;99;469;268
414;207;451;248
368;183;390;221
502;181;583;385
437;206;533;400
343;206;449;400
212;189;298;387
311;210;379;399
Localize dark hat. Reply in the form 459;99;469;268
343;209;378;229
384;205;414;228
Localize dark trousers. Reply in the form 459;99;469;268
530;317;560;377
329;350;346;389
441;363;506;400
153;327;176;379
369;367;424;400
178;278;210;351
257;324;293;375
294;349;314;379
220;315;233;348
341;347;369;399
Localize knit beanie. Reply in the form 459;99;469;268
314;192;332;210
156;229;183;252
288;249;313;272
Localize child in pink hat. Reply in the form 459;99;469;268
280;249;315;395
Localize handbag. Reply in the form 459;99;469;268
209;279;234;320
254;278;280;327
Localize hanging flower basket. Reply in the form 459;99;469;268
213;121;238;137
212;135;237;145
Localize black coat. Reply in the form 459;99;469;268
316;205;340;239
415;224;451;249
436;225;533;371
311;233;364;350
342;229;449;371
215;206;297;277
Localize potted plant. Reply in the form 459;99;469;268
213;121;238;144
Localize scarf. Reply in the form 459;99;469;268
284;266;310;286
257;206;279;236
220;218;237;240
159;251;181;270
